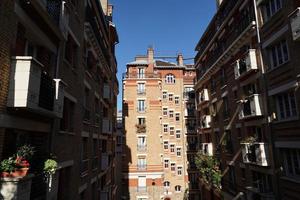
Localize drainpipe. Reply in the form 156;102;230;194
252;0;279;199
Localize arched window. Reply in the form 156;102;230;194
163;181;170;188
165;74;175;84
175;185;181;192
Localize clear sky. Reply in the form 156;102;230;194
110;0;216;110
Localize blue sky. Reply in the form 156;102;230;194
110;0;216;110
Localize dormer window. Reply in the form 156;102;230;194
165;74;175;84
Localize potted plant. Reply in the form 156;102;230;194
0;157;16;177
241;136;257;144
14;145;35;177
43;159;58;176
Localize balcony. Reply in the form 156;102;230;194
239;94;262;119
103;84;111;100
7;57;64;118
241;143;269;166
102;118;112;134
198;89;209;104
290;8;300;41
201;115;211;129
101;153;109;171
137;145;147;152
123;73;161;79
200;143;213;156
234;49;258;79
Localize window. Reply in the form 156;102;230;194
177;166;182;176
223;97;229;119
175;113;180;121
228;166;236;189
175;96;180;105
65;34;78;68
138;117;146;125
163;91;168;99
169;126;175;136
83;88;90;121
283;148;300;178
137;100;146;112
138;68;145;78
92;139;98;169
211;77;216;93
176;147;181;157
170;144;175;153
220;67;227;86
137;158;146;169
171;163;176;171
175;185;181;192
263;0;283;21
61;98;75;132
164;159;169;168
176;130;181;139
163;108;168;116
163;124;169;133
164;141;169;150
164;181;170;188
80;138;88;174
184;87;195;99
137;83;145;94
268;39;289;69
252;171;273;193
165;74;175;84
137;137;146;150
169;110;174;118
275;92;297;120
169;94;173;101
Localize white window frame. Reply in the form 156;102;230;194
175;185;181;192
174;96;180;105
176;129;181;139
170;162;176;172
176;147;182;157
170;144;175;153
163;124;169;133
162;91;168;99
163;141;169;150
169;126;175;136
164;159;169;169
165;74;175;84
163;107;168;116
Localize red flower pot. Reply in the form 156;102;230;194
11;168;29;177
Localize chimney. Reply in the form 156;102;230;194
147;47;154;64
100;0;108;15
216;0;223;8
177;53;184;66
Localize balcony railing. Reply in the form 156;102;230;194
101;153;109;171
137;186;147;192
241;143;269;166
7;57;64;118
234;49;258;79
239;94;262;119
137;145;147;152
136;124;146;133
137;165;147;171
137;89;146;95
123;73;161;79
290;8;300;41
102;118;112;134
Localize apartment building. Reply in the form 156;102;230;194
0;0;118;199
122;48;196;200
194;0;300;200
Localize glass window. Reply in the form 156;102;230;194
164;141;169;150
165;74;175;84
164;159;169;168
176;130;181;139
137;100;146;112
171;163;176;171
169;110;174;118
176;147;181;157
163;108;168;116
175;96;180;105
169;126;175;136
175;185;181;191
283;148;300;178
163;91;168;99
268;40;289;69
275;92;297;120
169;94;173;101
163;124;168;133
175;113;180;121
170;144;175;153
137;83;145;94
263;0;283;22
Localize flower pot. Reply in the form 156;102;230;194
1;172;11;178
11;168;29;177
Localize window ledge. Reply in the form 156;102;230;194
59;131;75;135
266;60;290;74
272;116;299;124
280;176;300;184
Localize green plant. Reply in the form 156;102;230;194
241;136;257;144
16;145;35;160
195;151;222;189
0;157;16;173
44;159;58;175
